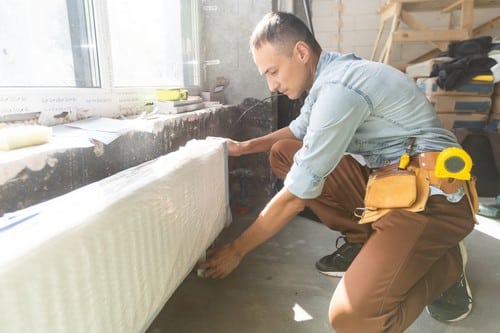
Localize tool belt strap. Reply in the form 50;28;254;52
358;151;479;224
410;152;462;194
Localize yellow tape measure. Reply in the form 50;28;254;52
435;147;472;180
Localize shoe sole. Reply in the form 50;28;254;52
458;240;468;269
317;270;344;278
458;240;473;321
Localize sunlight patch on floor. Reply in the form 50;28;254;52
474;215;500;240
293;303;313;322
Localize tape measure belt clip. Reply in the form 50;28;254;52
434;147;473;180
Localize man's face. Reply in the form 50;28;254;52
252;42;310;100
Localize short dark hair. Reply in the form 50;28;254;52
250;12;322;57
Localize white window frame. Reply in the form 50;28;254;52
0;0;201;126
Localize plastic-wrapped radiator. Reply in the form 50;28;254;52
0;139;231;333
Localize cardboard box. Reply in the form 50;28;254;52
405;57;453;78
492;94;500;115
437;112;489;131
427;94;492;113
417;77;494;96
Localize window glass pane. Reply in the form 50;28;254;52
107;0;187;87
0;0;99;87
180;0;200;87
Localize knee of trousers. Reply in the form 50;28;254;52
330;309;381;333
329;291;384;332
269;139;299;177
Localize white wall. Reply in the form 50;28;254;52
310;0;500;66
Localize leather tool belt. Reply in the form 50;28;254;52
358;152;479;224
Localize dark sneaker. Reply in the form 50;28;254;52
427;241;473;322
299;206;322;223
315;236;363;277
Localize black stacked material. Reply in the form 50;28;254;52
430;36;498;91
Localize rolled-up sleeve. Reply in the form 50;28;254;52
288;100;310;140
284;83;371;199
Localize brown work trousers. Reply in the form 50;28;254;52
269;139;475;333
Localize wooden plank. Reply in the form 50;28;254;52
387;0;437;4
473;15;500;36
379;42;390;63
377;3;393;15
441;0;463;13
400;10;448;50
383;4;403;63
401;0;461;11
461;0;474;37
371;23;386;60
407;49;443;65
393;29;469;42
406;15;500;64
394;0;500;11
379;2;402;22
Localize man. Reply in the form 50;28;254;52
198;12;477;332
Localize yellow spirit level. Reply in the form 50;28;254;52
155;88;188;101
435;147;473;180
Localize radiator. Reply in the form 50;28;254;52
0;139;231;333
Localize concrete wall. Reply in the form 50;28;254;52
0;101;276;216
199;0;273;105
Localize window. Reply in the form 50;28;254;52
0;0;200;123
107;0;199;87
0;0;99;87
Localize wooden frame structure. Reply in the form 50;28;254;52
371;0;500;65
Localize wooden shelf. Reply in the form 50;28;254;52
371;0;500;65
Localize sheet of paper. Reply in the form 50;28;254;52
62;118;155;144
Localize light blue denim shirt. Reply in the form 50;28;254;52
285;52;459;199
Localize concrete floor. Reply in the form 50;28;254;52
147;197;500;333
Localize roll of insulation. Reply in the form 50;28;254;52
0;125;52;151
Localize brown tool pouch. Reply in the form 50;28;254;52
358;165;430;224
364;165;417;210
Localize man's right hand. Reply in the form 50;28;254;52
207;136;243;156
225;138;243;156
197;242;243;279
208;127;295;157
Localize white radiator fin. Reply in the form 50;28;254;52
0;139;231;333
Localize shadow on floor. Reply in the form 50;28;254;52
147;198;500;333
